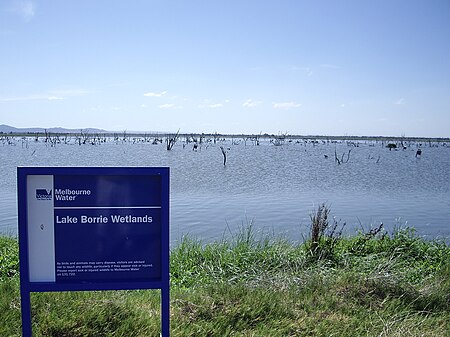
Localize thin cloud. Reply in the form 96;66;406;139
0;94;60;102
8;0;35;21
207;103;223;108
198;99;224;109
273;102;301;109
320;63;341;69
0;88;91;102
158;103;181;109
395;98;405;105
291;66;313;76
199;103;223;109
0;95;34;102
49;89;92;97
144;91;167;97
242;99;261;108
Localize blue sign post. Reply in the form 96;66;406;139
18;167;170;336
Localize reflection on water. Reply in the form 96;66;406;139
1;137;449;242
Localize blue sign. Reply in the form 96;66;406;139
18;167;170;336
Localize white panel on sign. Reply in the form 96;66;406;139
27;175;56;282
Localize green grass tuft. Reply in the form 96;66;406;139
0;236;19;281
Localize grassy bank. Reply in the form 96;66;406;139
1;219;449;336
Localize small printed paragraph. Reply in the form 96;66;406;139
56;260;153;277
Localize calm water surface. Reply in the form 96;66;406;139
1;137;449;243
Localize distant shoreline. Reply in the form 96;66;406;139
1;132;449;144
0;124;448;142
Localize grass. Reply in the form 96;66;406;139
1;213;449;336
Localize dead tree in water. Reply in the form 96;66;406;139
387;143;397;150
220;146;227;166
250;133;261;145
44;129;49;143
122;130;129;143
82;131;89;144
166;129;180;150
335;148;351;164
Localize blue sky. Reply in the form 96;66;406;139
1;0;449;137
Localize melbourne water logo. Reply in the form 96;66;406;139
36;189;52;201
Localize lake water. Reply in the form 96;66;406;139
1;136;449;243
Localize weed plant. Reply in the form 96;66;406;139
0;236;19;281
1;208;449;336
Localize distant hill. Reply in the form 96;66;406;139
0;124;107;134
